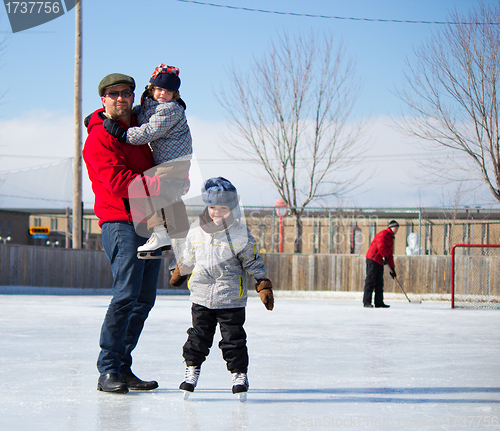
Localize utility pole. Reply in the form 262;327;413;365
72;0;82;249
65;207;71;248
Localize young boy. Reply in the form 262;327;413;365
170;177;274;401
103;64;192;258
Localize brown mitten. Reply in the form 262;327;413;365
255;278;274;311
169;262;192;287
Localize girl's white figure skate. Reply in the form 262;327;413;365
137;225;171;259
231;372;249;402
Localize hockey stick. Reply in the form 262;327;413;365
394;276;421;304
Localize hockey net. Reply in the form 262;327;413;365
451;244;500;309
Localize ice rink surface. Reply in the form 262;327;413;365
0;292;499;431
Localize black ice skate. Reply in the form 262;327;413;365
179;365;201;400
137;226;171;259
231;372;249;402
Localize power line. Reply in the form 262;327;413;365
175;0;500;25
0;154;443;171
0;194;72;203
0;155;69;160
0;158;72;174
195;152;446;164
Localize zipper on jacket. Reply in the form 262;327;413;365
208;233;216;308
238;275;244;299
122;198;132;224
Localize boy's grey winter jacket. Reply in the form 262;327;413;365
182;219;267;309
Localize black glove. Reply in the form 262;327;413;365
103;117;127;142
389;268;396;279
160;177;190;203
382;256;388;265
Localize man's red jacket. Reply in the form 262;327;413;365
83;109;161;227
366;228;395;268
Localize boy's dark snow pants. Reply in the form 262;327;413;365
182;303;248;373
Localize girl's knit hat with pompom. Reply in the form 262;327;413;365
149;64;181;91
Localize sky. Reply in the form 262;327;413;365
0;0;499;210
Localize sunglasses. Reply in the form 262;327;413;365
104;90;133;99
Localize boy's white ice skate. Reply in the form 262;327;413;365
179;365;201;400
231;372;249;402
137;225;171;259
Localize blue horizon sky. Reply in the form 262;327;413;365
0;0;499;209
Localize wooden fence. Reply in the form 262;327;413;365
0;245;172;291
0;245;455;295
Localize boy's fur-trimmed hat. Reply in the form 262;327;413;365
98;73;135;96
202;177;239;210
149;64;181;92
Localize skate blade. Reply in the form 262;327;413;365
237;392;247;402
137;250;171;260
181;390;191;400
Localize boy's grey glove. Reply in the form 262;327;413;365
103;117;127;142
255;278;274;311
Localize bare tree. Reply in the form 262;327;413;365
397;2;500;204
220;31;366;252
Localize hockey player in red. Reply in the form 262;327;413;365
363;220;399;308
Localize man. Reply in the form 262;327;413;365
363;220;399;308
83;73;162;393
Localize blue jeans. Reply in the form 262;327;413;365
98;222;161;375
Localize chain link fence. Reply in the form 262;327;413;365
241;207;500;256
33;206;500;256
